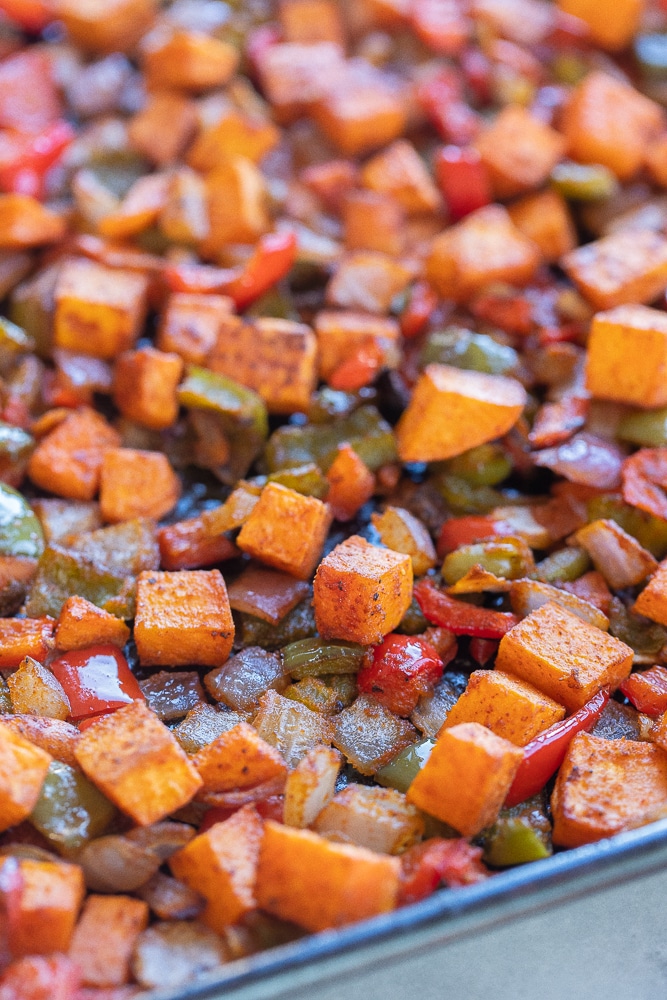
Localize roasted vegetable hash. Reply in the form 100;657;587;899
3;0;667;994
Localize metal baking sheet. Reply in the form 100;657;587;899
156;817;667;1000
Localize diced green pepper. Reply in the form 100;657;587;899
421;328;518;376
587;496;667;558
266;463;329;499
265;405;396;473
0;422;34;485
533;546;591;583
238;598;316;651
483;796;552;867
395;597;428;635
308;387;366;424
617;407;667;447
24;544;135;619
608;596;667;659
442;444;513;487
30;760;116;853
9;261;60;358
550;160;618;201
434;474;508;513
442;537;533;585
376;738;435;793
282;638;366;679
0;484;44;559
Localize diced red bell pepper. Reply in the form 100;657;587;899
0;50;61;133
504;689;609;808
357;633;448;716
620;666;667;716
399;837;488;905
0;954;81;1000
469;636;498;667
164;230;297;311
399;280;438;340
49;644;145;722
414;579;520;639
410;0;470;56
0;120;74;199
470;291;533;336
622;448;667;521
328;341;383;392
437;514;501;556
157;520;239;571
435;145;492;221
0;0;52;34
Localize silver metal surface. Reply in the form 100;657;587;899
155;818;667;1000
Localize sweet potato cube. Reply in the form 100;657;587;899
74;700;202;825
495;601;633;712
68;894;149;988
633;559;667;625
255;820;400;931
56;0;157;54
441;669;565;746
128;91;198;167
157;293;234;365
558;0;643;52
1;716;80;767
360;139;440;215
552;733;667;847
98;174;168;241
407;721;523;837
207;317;317;414
99;448;181;524
313;535;413;644
585;305;667;408
507;189;576;262
0;618;55;669
169;804;263;931
28;407;121;501
314;310;400;381
313;77;407;157
371;505;437;576
7;656;70;721
326;251;412;314
187;108;280;171
199;157;269;257
258;41;345;121
560;71;663;181
0;194;66;249
562;229;667;310
142;30;239;91
55;595;130;651
54;258;149;360
0;722;51;831
426;205;541;302
326;443;375;522
134;569;234;668
279;0;346;44
395;364;527;463
10;858;85;958
236;482;332;580
342;190;405;255
113;347;184;431
475;105;566;199
192;722;287;793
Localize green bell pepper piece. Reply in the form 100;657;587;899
442;537;533;585
421;328;518;376
30;760;116;853
376;738;435;794
0;422;34;484
282;638;366;679
264;405;397;473
24;544;135;619
0;484;44;559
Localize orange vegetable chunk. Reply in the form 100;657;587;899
475;105;566;199
113;346;184;431
55;595;130;651
54;258;149;360
551;733;667;847
208;317;317;414
314;310;400;381
157;514;239;571
561;229;667;310
325;251;412;315
313;71;407;157
28;407;121;501
192;722;287;794
395;363;527;463
495;601;633;713
313;535;413;644
0;194;66;249
279;0;346;44
255;819;400;932
442;669;565;746
507;189;576;262
98;174;168;241
342;190;405;255
128;91;198;167
560;71;663;181
199;157;269;257
585;305;667;408
73;700;202;826
169;804;263;932
557;0;643;51
236;482;332;580
157;293;234;365
142;30;240;91
0;721;52;832
56;0;157;54
406;721;523;837
326;443;375;521
187;108;280;170
1;715;80;767
10;858;85;957
426;205;541;302
68;894;149;987
360;139;440;214
99;448;181;524
633;559;667;625
0;618;55;669
134;569;234;668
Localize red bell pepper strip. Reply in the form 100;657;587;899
435;145;492;221
163;230;297;311
469;636;498;667
399;837;488;905
328;341;383;391
504;689;609;808
399;280;438;340
49;644;145;722
0;0;52;33
437;514;501;556
0;120;74;199
619;666;667;716
414;579;520;639
357;633;447;717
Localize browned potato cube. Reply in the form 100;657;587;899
342;190;405;256
199;157;269;258
474;105;566;199
313;535;413;644
326;251;412;314
314;310;400;381
562;229;667;310
54;259;149;360
236;483;332;580
585;305;667;407
55;595;130;651
157;293;234;365
313;76;407;157
508;190;576;262
134;569;234;668
99;448;181;523
360;139;441;214
7;656;70;721
68;894;149;988
142;30;239;92
28;407;121;502
113;347;184;431
633;559;667;624
56;0;157;54
128;91;198;167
